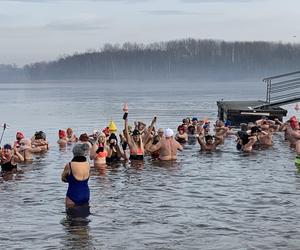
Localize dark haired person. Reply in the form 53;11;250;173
241;126;261;152
31;131;49;152
175;125;188;144
124;115;144;161
106;133;127;164
236;123;248;150
1;144;24;172
197;134;223;152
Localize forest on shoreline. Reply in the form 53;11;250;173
1;39;300;81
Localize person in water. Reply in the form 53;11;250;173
236;123;248;150
88;130;99;146
145;127;165;159
14;131;25;149
1;144;24;172
175;125;188;144
90;132;109;166
61;143;90;209
241;126;261;152
31;131;49;152
286;116;300;148
124;114;144;161
18;138;39;162
57;130;68;148
257;124;275;147
136;121;147;137
106;133;127;164
66;128;78;144
197;134;223;152
147;128;183;161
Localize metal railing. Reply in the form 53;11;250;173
258;70;300;108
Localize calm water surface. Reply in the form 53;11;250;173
0;80;300;250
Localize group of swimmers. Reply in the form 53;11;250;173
1;108;300;211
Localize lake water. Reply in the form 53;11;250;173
0;80;300;249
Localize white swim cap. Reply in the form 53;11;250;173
164;128;174;137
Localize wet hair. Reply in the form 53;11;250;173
251;126;261;134
240;133;249;145
79;133;89;142
203;124;210;129
240;123;248;131
132;129;140;136
177;125;185;132
152;135;160;145
188;125;195;133
109;133;118;143
3;144;12;150
35;131;46;140
205;135;214;142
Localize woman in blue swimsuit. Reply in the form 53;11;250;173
61;143;90;209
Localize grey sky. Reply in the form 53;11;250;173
0;0;299;66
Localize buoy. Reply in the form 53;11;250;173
295;103;300;111
108;120;117;133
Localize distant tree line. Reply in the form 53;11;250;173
3;39;300;81
0;64;25;81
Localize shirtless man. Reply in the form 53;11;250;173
197;134;223;152
257;125;275;147
147;128;183;161
197;123;228;152
18;138;41;161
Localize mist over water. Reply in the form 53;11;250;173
0;80;300;249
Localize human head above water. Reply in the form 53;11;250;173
132;129;141;142
72;143;90;157
16;131;24;140
164;128;174;138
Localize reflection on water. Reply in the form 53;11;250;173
0;81;300;249
61;205;92;249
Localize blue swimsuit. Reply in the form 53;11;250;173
66;162;90;206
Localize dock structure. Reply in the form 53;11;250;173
217;70;300;126
217;100;287;126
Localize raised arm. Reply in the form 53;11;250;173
147;140;162;153
144;116;157;143
124;117;132;147
12;145;24;163
196;134;207;151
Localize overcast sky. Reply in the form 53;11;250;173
1;0;299;66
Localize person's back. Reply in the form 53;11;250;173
158;129;183;160
66;161;90;206
62;143;90;208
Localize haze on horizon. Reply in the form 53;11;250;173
1;0;299;66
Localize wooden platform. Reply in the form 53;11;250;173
217;100;287;126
